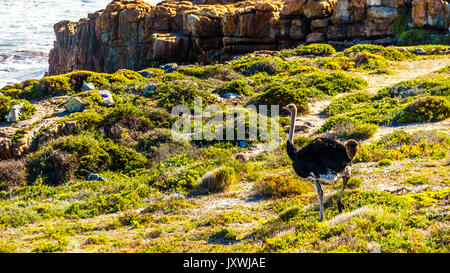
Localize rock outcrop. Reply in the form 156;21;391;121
412;0;449;30
48;0;450;75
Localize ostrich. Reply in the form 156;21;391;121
283;104;359;221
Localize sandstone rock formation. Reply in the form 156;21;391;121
48;0;450;75
412;0;449;30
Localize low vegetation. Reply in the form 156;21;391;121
0;44;448;253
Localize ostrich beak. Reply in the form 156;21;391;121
283;106;289;111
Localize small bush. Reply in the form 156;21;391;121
344;44;414;61
197;166;237;193
118;211;152;228
324;91;371;116
135;128;192;163
353;52;389;70
256;82;309;113
39;133;148;177
320;56;356;71
231;56;286;76
220;79;251;96
0;160;27;191
176;65;218;78
255;174;311;198
293;136;313;148
334;122;378;140
378;159;393;167
65;191;141;218
301;71;368;96
399;29;446;46
27;150;78;186
210;228;238;241
278;206;301;221
406;174;429;186
295;44;336;56
346;177;362;189
398;96;450;123
153;78;214;110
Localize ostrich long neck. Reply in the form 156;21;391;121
288;106;297;144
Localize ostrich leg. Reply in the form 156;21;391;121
336;166;351;213
314;180;324;221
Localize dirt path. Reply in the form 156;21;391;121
291;57;450;140
359;56;450;95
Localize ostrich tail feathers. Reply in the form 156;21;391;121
345;139;359;161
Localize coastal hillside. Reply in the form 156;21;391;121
0;42;449;252
48;0;450;75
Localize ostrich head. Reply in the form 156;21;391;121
283;104;297;113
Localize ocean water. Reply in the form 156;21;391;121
0;0;161;88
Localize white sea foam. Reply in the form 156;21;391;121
0;0;161;88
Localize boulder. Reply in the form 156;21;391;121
81;82;96;91
281;0;308;16
306;32;327;43
144;83;157;97
221;92;240;99
5;102;25;123
64;97;85;113
86;173;108;182
332;0;368;25
159;62;179;73
98;90;115;107
304;0;337;19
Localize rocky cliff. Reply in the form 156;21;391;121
48;0;450;75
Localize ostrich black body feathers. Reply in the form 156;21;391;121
287;137;352;180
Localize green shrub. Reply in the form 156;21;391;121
293;136;313;148
334;122;378;140
344;44;414;61
278;206;301;221
176;65;218;78
197;166;237;193
300;71;368;96
38;69;148;97
347;177;363;189
153;79;214;110
397;96;450;123
324;91;371;116
295;44;336;56
65;191;141;218
210;228;238;241
256;82;309;113
0;160;26;191
320;56;356;70
353;52;389;70
406;174;429;186
39;133;148;177
378;159;393;167
118;211;152;228
221;79;251;96
135;128;192;163
286;66;321;76
255;175;311;198
399;29;446;46
230;56;287;76
391;8;412;38
355;130;450;162
27;150;78;186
